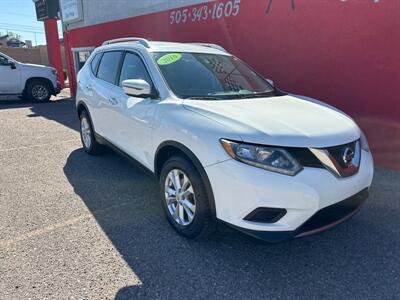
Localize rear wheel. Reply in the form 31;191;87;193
159;155;215;238
25;79;52;102
79;110;104;155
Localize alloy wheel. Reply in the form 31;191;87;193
32;85;49;101
81;117;92;149
164;169;196;226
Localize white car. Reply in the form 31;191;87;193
0;51;60;101
76;38;374;242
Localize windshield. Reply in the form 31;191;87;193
0;52;16;63
152;52;277;100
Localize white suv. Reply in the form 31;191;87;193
0;51;60;101
76;38;374;242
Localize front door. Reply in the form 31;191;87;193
108;51;159;169
0;54;20;94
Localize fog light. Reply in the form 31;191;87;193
244;207;287;223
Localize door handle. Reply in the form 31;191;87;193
108;97;118;105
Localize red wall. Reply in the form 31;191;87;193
64;0;400;170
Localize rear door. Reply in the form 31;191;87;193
88;51;123;141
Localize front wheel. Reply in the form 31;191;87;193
159;155;215;238
25;80;52;102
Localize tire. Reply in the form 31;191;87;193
79;110;104;155
25;79;52;102
159;155;215;238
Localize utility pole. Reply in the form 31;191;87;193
34;0;64;88
44;19;64;87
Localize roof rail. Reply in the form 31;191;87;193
191;43;227;53
102;37;150;48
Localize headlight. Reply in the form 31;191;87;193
360;131;370;152
220;139;303;176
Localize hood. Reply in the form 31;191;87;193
21;63;54;71
183;95;360;148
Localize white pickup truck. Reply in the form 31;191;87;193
0;51;61;101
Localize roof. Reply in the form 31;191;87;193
0;35;25;47
100;38;230;55
148;42;229;55
7;37;25;44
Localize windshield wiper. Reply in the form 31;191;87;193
186;96;221;100
206;90;277;100
236;91;276;99
186;91;276;100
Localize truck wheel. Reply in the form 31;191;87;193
25;79;52;102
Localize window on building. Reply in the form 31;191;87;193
119;52;153;87
96;51;122;84
78;50;91;70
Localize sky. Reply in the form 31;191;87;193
0;0;62;46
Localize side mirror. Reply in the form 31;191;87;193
122;79;155;98
6;61;16;69
266;78;274;87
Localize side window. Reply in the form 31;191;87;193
90;53;101;75
119;52;153;87
0;55;9;66
96;51;122;84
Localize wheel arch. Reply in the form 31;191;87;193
76;100;89;118
24;77;55;94
76;100;98;134
154;141;217;218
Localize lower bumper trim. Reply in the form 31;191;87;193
226;188;369;243
294;188;369;237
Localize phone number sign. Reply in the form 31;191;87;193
169;0;241;24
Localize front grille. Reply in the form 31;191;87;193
326;141;357;169
309;140;361;178
281;141;361;174
296;188;369;236
287;148;323;168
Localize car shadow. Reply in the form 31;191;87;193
0;96;79;132
63;147;400;299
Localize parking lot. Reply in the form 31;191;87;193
0;93;399;299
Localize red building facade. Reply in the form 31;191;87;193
61;0;400;170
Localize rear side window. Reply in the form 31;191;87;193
96;51;122;84
90;53;101;75
119;52;153;87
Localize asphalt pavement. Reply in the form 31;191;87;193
0;93;399;299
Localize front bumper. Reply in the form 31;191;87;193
205;150;374;242
230;188;368;242
53;81;61;95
